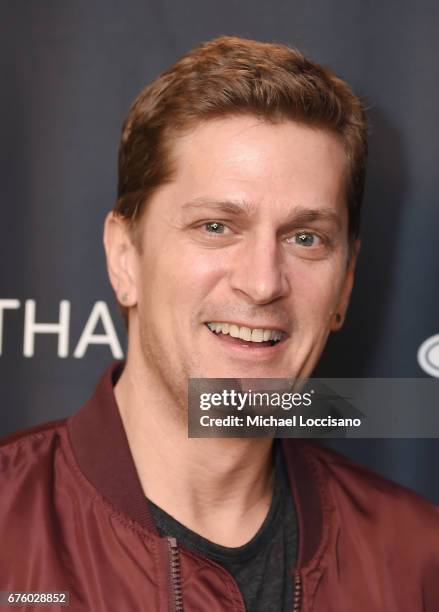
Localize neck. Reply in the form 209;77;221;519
115;355;275;546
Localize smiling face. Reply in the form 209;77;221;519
108;115;357;400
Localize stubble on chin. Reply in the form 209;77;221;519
138;323;201;427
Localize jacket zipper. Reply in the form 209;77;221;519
293;570;302;612
167;536;184;612
166;534;299;612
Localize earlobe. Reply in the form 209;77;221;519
103;212;138;307
330;311;344;331
330;240;360;332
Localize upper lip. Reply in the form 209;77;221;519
205;321;289;334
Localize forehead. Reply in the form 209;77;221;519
162;116;349;225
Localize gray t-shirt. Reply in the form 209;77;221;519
148;446;298;611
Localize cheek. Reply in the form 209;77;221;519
289;261;346;319
145;246;227;312
181;249;228;282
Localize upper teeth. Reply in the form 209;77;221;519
207;322;283;343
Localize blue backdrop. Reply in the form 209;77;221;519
1;0;438;502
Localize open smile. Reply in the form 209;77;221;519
205;321;288;348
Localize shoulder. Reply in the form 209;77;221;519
0;419;67;491
1;418;66;451
301;440;439;530
0;420;71;551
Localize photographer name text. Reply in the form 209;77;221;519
199;414;362;428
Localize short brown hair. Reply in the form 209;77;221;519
115;36;368;319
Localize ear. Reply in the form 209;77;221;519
103;212;138;308
330;240;360;332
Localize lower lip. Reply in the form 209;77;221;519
205;325;287;360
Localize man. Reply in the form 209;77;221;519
1;36;438;611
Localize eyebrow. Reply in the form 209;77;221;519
181;197;343;230
181;198;253;216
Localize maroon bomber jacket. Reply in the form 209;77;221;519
1;363;439;611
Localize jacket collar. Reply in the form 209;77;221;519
67;362;157;533
67;362;324;567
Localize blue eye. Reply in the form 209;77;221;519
205;222;226;233
291;232;318;247
296;232;315;246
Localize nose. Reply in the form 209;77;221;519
229;232;290;304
